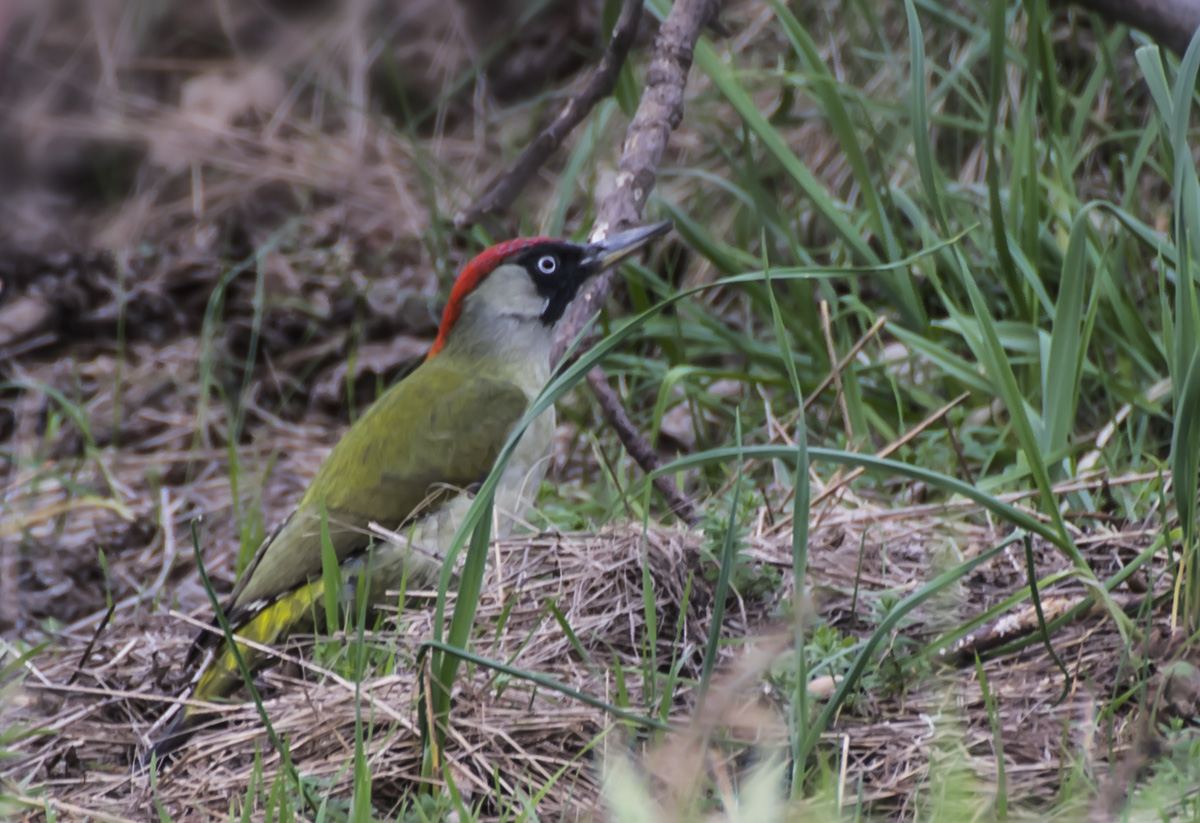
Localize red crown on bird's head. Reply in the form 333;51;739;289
429;236;558;357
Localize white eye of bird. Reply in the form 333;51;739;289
537;255;558;274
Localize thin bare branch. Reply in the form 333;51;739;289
455;0;645;228
554;0;722;362
587;367;699;525
543;0;720;525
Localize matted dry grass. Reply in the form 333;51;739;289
2;0;1195;820
2;469;1189;820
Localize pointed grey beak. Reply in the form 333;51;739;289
582;221;673;272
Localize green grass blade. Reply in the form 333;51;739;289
769;0;898;258
318;504;340;638
903;0;947;234
984;0;1028;316
1042;205;1100;460
761;253;813;795
697;412;743;707
644;444;1057;541
419;640;670;732
1164;25;1200;622
693;39;925;327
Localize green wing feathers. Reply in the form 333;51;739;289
146;364;530;763
229;363;530;610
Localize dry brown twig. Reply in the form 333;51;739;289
556;0;722;358
587;368;698;523
456;0;646;228
802;316;887;413
554;0;722;527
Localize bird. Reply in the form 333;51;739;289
142;221;673;765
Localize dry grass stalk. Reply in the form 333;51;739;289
3;495;1183;819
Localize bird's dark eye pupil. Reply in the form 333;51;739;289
537;255;557;274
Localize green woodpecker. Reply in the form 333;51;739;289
143;221;672;764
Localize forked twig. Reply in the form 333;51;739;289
555;0;722;525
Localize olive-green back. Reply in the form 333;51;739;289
229;359;529;610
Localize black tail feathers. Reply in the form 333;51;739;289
136;710;197;772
